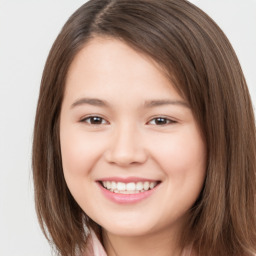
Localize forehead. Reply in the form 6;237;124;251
67;37;166;83
64;37;183;102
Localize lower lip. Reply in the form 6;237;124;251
97;182;159;204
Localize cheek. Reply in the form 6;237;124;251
59;126;104;209
151;126;206;178
61;136;87;176
60;126;103;177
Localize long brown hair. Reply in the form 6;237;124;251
32;0;256;255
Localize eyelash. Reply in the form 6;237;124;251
147;117;177;126
80;116;177;126
80;116;109;125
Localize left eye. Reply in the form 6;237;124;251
81;116;108;125
148;117;176;125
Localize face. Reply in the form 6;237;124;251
60;37;206;238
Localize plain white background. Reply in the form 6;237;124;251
0;1;255;255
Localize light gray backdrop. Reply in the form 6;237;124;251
0;1;255;255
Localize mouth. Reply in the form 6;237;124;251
99;180;160;194
97;178;161;204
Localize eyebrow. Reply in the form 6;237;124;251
70;97;190;109
144;99;190;108
71;98;109;108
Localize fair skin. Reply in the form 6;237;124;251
60;37;206;256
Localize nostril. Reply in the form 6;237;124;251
104;130;148;166
104;147;148;166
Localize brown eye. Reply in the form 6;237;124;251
81;116;108;125
148;117;176;125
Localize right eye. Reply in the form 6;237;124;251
80;116;108;125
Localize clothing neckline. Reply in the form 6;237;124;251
84;229;193;256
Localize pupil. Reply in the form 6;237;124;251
91;117;102;124
156;118;166;125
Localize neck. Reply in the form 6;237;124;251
102;227;185;256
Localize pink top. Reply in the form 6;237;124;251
83;229;107;256
83;229;193;256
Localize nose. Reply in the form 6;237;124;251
104;124;148;166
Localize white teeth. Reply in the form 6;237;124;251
144;181;150;191
126;182;136;191
136;182;143;191
111;181;117;190
101;181;158;193
117;182;125;191
106;181;111;190
149;182;155;189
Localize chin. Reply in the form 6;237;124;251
95;214;159;237
103;225;154;237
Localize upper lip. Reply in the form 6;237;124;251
97;176;160;183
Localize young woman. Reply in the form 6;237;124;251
32;0;256;255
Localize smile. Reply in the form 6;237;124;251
97;178;161;204
101;181;158;194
